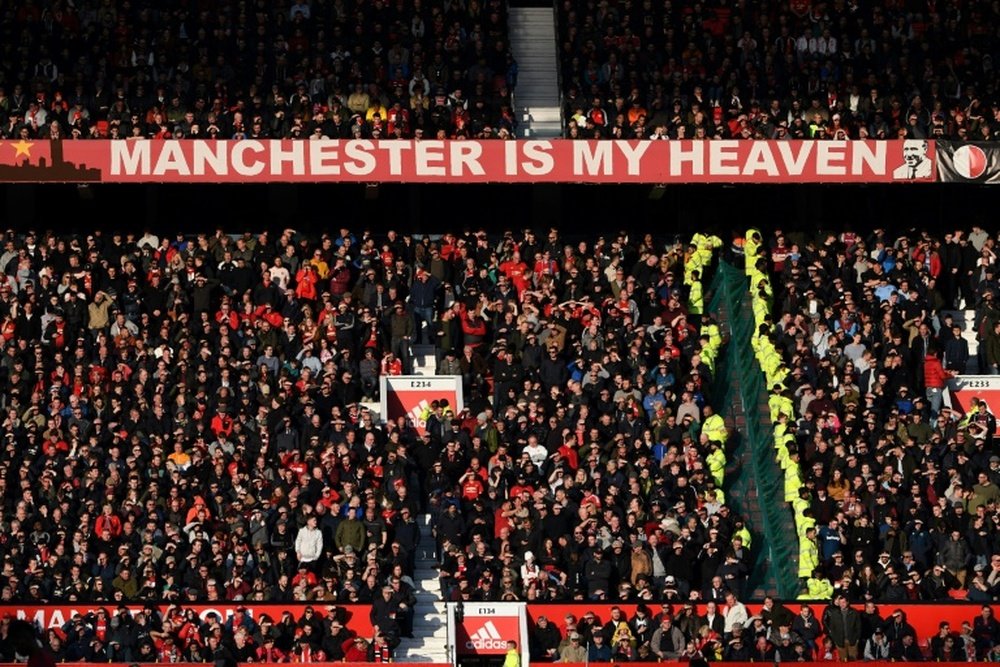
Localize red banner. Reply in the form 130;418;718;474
0;664;970;667
0;139;935;183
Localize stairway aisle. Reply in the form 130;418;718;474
394;513;449;663
508;7;563;137
410;344;437;376
710;264;798;601
713;263;799;600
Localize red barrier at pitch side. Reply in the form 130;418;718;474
527;602;998;641
0;664;448;667
0;603;376;636
557;663;974;667
4;601;995;641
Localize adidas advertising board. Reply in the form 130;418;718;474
448;601;530;663
381;375;463;435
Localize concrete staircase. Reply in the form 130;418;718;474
714;286;781;600
411;344;437;377
508;6;563;138
710;263;799;601
395;513;449;663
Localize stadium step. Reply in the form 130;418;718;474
520;120;563;138
519;107;562;123
400;514;449;663
509;6;562;138
411;343;437;377
710;266;795;601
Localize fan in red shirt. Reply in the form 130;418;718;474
255;302;285;328
155;636;183;663
494;499;514;538
210;411;234;438
460;470;484;501
214;301;239;330
94;504;123;538
256;637;286;663
556;441;580;471
580;490;602;512
499;250;530;295
380;352;402;376
292;564;318;589
509;474;535;499
459;305;488;349
342;636;370;662
533;251;559;280
295;264;320;302
41;431;69;457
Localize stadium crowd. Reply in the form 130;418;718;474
558;0;1000;140
528;599;1000;662
0;0;519;141
1;222;999;663
739;226;1000;608
1;607;395;663
5;0;1000;144
517;224;1000;663
0;226;749;654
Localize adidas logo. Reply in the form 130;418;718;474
407;400;430;429
465;620;507;649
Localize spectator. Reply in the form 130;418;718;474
557;630;587;663
650;615;686;660
722;591;748;634
862;628;891;660
586;632;612;661
889;632;925;661
530;615;562;662
0;223;742;667
294;515;323;572
822;594;862;661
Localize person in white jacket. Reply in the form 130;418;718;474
723;592;749;634
295;514;324;569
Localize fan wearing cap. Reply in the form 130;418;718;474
558;628;588;662
520;551;542;592
650;614;686;660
